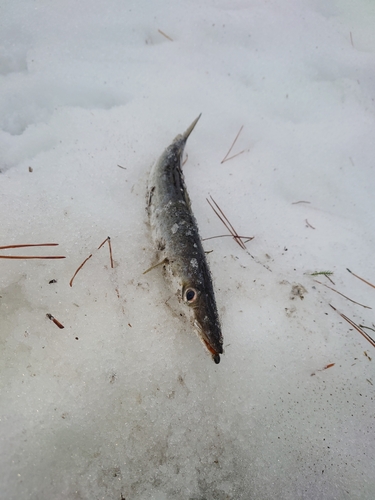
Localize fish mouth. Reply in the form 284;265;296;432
193;319;223;364
202;338;221;364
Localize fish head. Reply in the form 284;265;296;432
181;281;223;364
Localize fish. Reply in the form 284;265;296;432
146;114;223;363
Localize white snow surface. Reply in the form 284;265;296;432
1;1;375;499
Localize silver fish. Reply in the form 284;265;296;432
146;114;223;363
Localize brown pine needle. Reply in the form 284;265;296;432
208;196;244;247
1;255;65;259
223;150;246;163
158;29;173;41
221;125;245;164
324;274;335;285
323;363;335;370
0;243;59;250
70;237;114;286
311;362;335;376
347;268;375;289
313;272;335;285
0;243;65;259
108;238;114;268
314;280;371;309
329;304;375;348
70;254;93;287
202;234;254;242
311;271;334;285
305;219;315;229
360;325;375;333
98;236;114;268
46;313;65;329
207;196;246;249
97;237;108;250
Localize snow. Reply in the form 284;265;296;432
1;0;375;498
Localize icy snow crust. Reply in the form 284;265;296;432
1;1;375;499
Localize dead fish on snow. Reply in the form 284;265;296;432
146;114;223;363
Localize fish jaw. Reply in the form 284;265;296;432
182;277;223;363
194;318;223;364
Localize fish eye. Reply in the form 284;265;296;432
184;288;197;304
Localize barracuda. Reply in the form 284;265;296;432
146;114;223;363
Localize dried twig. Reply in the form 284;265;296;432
347;268;375;289
329;304;375;348
0;243;65;259
207;196;247;249
221;126;246;164
158;29;173;41
314;280;371;309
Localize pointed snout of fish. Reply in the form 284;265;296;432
202;337;221;364
194;320;222;363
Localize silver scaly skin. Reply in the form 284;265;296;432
146;114;223;363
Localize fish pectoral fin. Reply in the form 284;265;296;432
143;258;169;275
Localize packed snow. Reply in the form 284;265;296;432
1;1;374;498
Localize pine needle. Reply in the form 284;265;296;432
207;196;247;249
311;271;334;285
314;280;371;309
202;234;254;243
221;126;246;164
347;268;375;289
329;304;375;348
70;237;114;287
158;29;173;41
0;243;65;259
